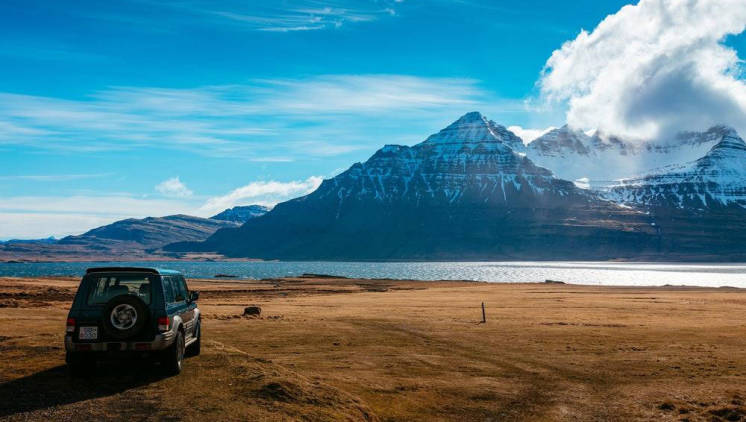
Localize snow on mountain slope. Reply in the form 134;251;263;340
423;111;527;152
313;111;585;207
603;127;746;209
166;112;660;260
526;125;725;184
211;205;270;223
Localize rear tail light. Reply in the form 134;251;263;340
66;318;75;333
157;317;170;332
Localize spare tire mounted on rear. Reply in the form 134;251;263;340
103;295;149;339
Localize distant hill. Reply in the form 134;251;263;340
0;214;238;260
57;214;239;251
0;236;57;245
210;205;270;224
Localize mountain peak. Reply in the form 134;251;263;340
708;128;746;152
422;111;525;152
211;205;270;224
453;111;487;124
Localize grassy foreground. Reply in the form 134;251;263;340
1;275;746;421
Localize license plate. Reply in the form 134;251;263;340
79;326;98;340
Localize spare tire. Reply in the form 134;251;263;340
102;295;149;340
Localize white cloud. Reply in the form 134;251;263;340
155;177;193;198
168;1;402;32
507;125;556;144
0;173;113;182
0;195;198;238
0;75;490;158
539;0;746;140
198;176;323;215
0;213;118;239
0;195;194;216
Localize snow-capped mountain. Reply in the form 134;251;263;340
168;112;657;260
423;111;527;153
210;205;270;224
603;128;746;209
315;111;584;207
526;125;725;184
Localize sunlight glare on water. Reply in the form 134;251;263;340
2;261;746;287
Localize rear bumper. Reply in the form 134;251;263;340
65;331;175;353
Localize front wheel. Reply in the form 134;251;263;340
162;331;185;375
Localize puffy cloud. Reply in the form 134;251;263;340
539;0;746;140
507;125;556;144
198;176;323;215
155;177;193;198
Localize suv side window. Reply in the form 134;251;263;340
174;276;188;302
162;276;176;304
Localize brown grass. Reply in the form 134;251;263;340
1;276;746;421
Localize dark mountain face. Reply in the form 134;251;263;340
1;214;238;260
169;112;660;260
0;236;57;245
58;214;238;250
211;205;270;224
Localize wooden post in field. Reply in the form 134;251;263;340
481;302;486;323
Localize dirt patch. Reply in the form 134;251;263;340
540;321;627;328
0;287;75;302
709;406;746;421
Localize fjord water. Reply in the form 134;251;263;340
2;261;746;287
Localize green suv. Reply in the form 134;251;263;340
65;267;201;376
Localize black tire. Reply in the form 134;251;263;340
102;295;149;340
185;321;201;357
66;352;94;377
162;330;185;375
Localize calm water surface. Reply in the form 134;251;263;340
2;261;746;287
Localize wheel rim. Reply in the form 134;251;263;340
110;304;137;330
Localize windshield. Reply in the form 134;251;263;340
86;274;154;305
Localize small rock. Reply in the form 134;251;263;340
243;305;262;316
658;402;675;411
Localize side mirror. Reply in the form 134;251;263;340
189;291;200;302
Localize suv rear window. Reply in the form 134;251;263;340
86;274;154;305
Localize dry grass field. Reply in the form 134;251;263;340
1;275;746;421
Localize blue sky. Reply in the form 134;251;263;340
2;0;745;238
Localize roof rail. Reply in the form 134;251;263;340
85;267;160;274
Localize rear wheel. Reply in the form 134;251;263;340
162;330;185;375
186;322;200;357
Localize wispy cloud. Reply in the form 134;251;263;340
198;176;324;215
75;0;403;33
0;194;198;238
0;74;492;159
0;173;113;182
0;176;325;237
